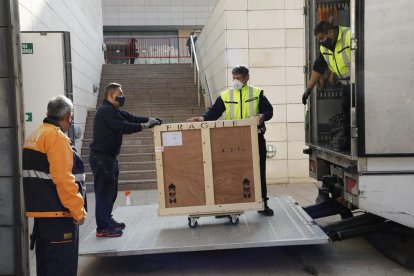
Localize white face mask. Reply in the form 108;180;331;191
233;79;244;90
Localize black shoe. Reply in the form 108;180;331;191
258;205;274;216
96;227;123;237
110;218;126;230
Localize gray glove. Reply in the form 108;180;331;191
144;117;162;129
302;89;311;105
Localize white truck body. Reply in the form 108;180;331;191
305;0;414;228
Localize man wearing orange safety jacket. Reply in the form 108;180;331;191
23;95;87;276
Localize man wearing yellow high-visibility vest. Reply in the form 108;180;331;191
302;21;351;151
189;65;274;216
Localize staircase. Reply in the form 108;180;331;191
82;64;205;191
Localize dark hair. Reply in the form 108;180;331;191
231;65;249;78
314;21;334;35
104;82;122;99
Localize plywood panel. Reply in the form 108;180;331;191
210;126;256;204
162;130;206;208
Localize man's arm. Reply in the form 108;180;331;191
47;136;86;221
202;96;225;121
258;91;273;124
102;106;144;134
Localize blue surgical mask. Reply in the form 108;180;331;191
115;96;125;106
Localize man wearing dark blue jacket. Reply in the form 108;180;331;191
90;82;161;237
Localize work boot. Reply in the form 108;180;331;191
96;227;123;237
110;218;126;230
258;202;274;216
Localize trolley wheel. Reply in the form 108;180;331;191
188;217;199;228
229;214;240;225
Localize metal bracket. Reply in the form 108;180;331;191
351;127;358;138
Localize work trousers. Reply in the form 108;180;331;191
258;134;268;201
89;152;119;230
33;217;79;276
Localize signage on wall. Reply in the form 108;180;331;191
22;43;33;54
25;112;32;122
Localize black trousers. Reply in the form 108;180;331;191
89;152;119;231
33;217;79;276
258;134;268;201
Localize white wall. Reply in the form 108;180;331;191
197;0;310;183
102;0;218;27
18;0;104;151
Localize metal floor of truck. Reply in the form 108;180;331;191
79;196;329;257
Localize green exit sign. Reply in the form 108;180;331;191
22;43;33;54
25;112;32;122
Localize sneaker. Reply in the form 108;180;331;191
258;204;274;216
96;227;123;237
110;218;126;230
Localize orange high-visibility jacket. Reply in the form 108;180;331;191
23;118;86;220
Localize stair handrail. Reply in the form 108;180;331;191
189;35;211;107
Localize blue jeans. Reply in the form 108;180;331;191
89;152;119;231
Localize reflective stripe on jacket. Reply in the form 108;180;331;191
23;118;86;220
220;85;261;120
320;25;351;80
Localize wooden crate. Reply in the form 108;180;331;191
153;118;263;216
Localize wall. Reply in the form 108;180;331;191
18;0;105;151
102;0;218;28
197;0;310;183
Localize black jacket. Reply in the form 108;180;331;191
90;99;149;156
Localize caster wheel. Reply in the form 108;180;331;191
229;215;239;225
188;217;199;228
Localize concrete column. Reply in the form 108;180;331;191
0;0;29;275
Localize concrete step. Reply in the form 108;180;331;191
84;161;155;172
83;137;154;146
81;153;155;164
98;82;197;89
97;88;198;96
85;179;157;192
86;108;205;120
85;169;156;182
97;93;200;101
82;129;155;139
100;76;194;82
86;106;204;116
81;145;154;155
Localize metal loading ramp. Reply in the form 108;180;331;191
79;196;329;257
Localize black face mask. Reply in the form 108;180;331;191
115;96;125;106
321;37;333;48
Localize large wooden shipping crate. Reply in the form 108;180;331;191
153;118;263;216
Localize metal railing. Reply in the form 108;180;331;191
104;36;191;64
189;35;212;107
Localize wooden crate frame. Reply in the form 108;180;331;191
153;118;263;216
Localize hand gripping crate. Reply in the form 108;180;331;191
153;118;263;227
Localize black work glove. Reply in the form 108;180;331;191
302;89;311;105
154;117;163;124
144;117;162;129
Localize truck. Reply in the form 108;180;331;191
303;0;414;253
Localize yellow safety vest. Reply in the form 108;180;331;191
220;85;261;120
320;26;351;80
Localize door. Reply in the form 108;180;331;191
21;32;73;139
357;0;414;156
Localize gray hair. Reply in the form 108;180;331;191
47;95;73;120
